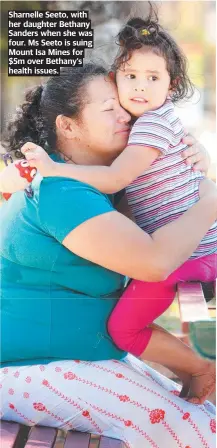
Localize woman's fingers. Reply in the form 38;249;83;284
184;152;201;166
182;142;210;174
182;133;196;146
181;146;197;159
192;163;205;174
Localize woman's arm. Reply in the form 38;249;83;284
22;142;159;194
62;180;217;282
115;192;136;222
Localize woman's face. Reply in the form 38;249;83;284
75;76;131;160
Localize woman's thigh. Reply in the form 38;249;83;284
0;356;215;448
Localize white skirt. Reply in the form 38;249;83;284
0;354;216;448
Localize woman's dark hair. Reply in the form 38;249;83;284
3;63;108;157
112;13;194;103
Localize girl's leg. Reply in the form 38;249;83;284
165;253;217;285
108;254;217;402
139;323;215;404
1;360;215;448
108;277;192;395
149;323;191;398
108;276;176;356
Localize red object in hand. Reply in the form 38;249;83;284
2;161;37;201
15;160;37;182
2;193;12;201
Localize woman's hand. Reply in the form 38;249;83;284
181;134;210;174
199;178;217;201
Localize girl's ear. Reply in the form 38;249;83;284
169;77;180;95
108;71;115;81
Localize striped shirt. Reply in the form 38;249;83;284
126;99;217;259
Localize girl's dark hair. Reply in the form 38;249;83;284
112;14;194;103
3;63;108;157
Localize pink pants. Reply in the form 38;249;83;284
108;254;217;357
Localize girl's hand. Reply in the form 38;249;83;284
181;134;210;174
0;161;30;194
21;142;56;177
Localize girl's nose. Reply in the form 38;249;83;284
117;106;131;123
134;86;145;92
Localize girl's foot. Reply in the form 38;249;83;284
186;361;216;404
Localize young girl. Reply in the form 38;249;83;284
1;17;216;404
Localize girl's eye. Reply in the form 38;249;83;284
126;74;136;79
149;76;158;81
104;109;114;112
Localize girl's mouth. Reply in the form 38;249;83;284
131;98;148;103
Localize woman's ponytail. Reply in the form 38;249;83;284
2;84;47;157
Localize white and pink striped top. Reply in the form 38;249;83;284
126;98;217;259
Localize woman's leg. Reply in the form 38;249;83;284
1;360;215;448
108;254;217;402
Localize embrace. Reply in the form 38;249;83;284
1;17;216;448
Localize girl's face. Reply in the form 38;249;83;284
74;76;131;159
116;49;171;117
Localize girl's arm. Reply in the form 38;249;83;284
0;137;210;194
62;179;217;282
22;142;160;194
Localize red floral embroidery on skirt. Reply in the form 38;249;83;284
210;419;216;433
25;376;31;383
170;390;180;396
124;420;132;427
119;395;130;402
149;409;165;424
23;392;29;399
64;371;77;380
183;412;190;420
33;402;46;412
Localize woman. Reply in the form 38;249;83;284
1;64;216;447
